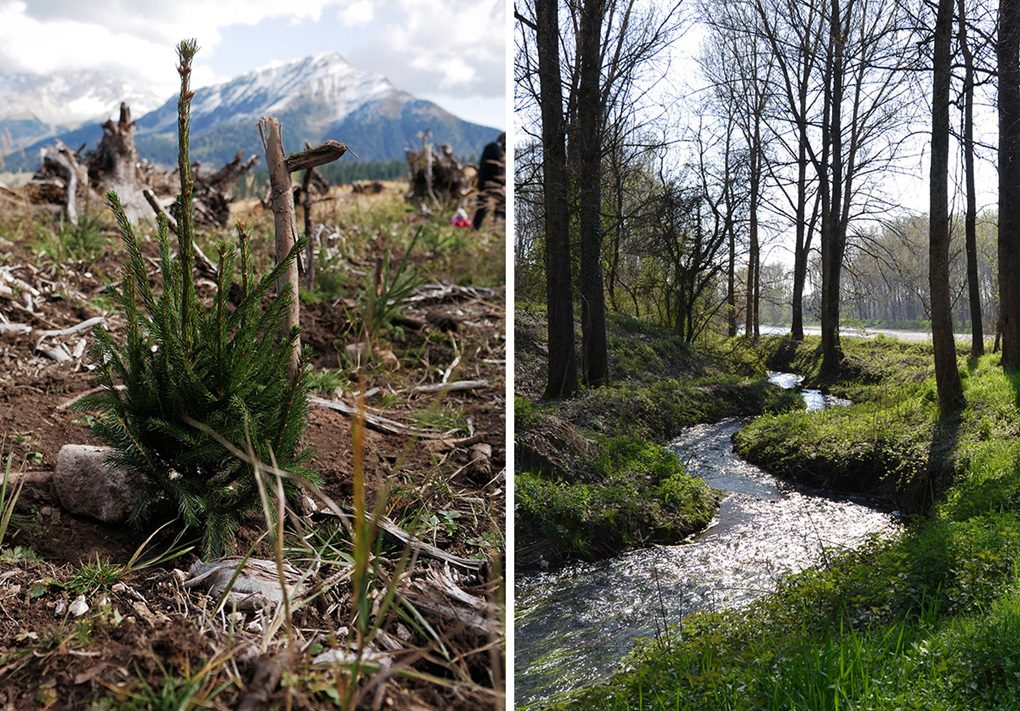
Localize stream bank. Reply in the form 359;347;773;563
515;373;898;707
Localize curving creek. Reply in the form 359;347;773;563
514;373;902;707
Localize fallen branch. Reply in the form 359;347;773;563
35;315;104;342
311;508;483;570
56;384;126;411
412;379;488;395
0;323;31;335
308;395;446;439
143;188;177;232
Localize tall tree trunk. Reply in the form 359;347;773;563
578;0;609;386
820;0;844;378
725;130;737;338
791;108;810;340
537;0;579;398
999;0;1020;369
959;0;983;357
746;134;760;340
931;0;965;414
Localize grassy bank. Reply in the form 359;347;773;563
514;311;799;567
544;340;1020;710
736;336;951;508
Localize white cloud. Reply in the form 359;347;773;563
350;0;504;97
339;1;373;26
0;0;344;96
0;0;505;125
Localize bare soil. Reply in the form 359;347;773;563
0;184;506;709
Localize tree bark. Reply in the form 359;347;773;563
577;0;609;386
747;116;762;341
724;123;737;338
791;103;812;340
820;0;845;378
536;0;579;398
257;116;301;378
931;0;965;414
999;0;1020;369
959;0;983;357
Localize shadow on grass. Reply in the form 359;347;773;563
923;408;963;513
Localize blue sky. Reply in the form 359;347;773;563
0;0;506;128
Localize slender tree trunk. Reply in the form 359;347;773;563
791;111;810;340
931;0;965;414
746;137;760;340
577;0;609;386
725;132;737;338
959;0;983;357
999;0;1020;369
607;151;623;313
820;0;844;378
536;0;579;398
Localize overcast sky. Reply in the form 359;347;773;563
0;0;506;128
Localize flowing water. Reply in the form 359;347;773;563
514;373;899;707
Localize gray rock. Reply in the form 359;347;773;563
52;445;144;524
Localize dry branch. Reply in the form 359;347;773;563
307;395;446;438
311;508;483;570
284;140;350;173
412;379;488;394
142;189;218;275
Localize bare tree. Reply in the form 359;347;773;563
958;0;983;356
702;0;776;340
752;0;826;340
999;0;1020;369
576;0;610;386
930;0;965;414
530;2;579;397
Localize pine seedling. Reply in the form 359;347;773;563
78;39;314;557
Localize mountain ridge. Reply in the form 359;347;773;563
1;53;499;172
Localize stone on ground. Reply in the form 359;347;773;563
52;444;144;524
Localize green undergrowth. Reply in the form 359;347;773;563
516;435;717;564
540;345;1020;710
734;337;978;509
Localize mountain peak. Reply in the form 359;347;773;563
2;52;499;170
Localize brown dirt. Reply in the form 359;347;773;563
0;186;506;709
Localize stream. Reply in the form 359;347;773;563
514;373;901;707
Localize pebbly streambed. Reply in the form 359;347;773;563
514;372;900;707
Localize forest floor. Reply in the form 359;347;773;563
551;335;1020;710
513;306;799;567
0;182;506;710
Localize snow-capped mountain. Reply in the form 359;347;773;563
139;53;396;137
0;70;164;156
1;53;499;170
0;70;164;124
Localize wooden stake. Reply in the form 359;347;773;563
257;116;302;378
